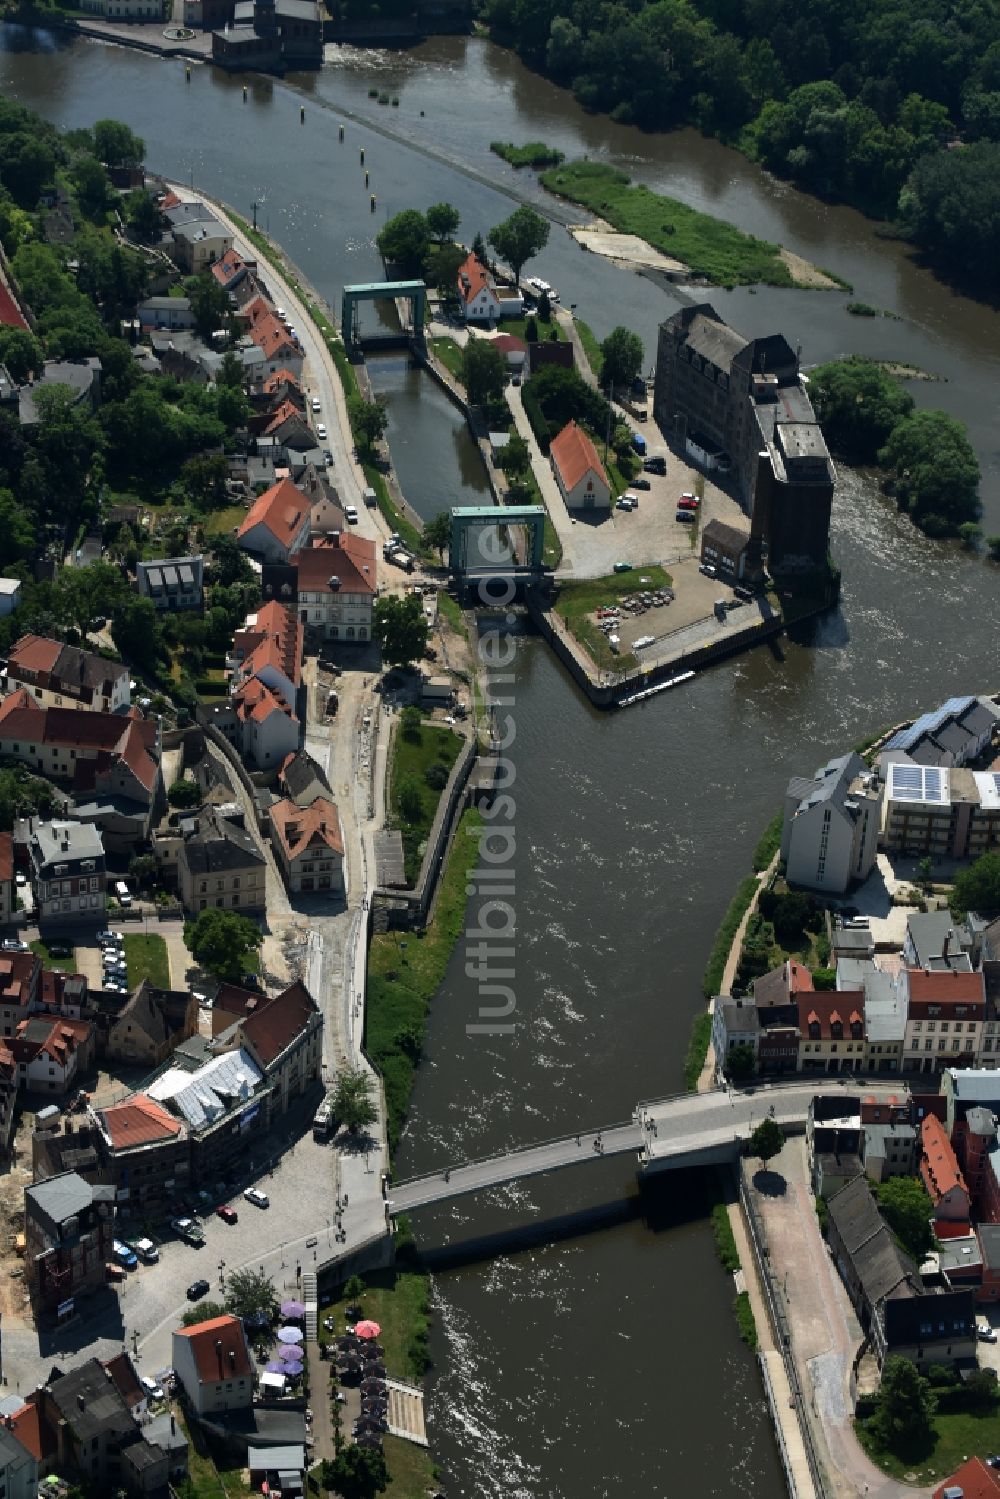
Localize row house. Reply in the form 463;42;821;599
902;968;985;1074
798;992;865;1074
262;533;377;644
231;600;303;709
920;1113;972;1233
11;1015;94;1095
881;695;1000;769
211;676;300;772
236;476;311;563
241;296;304;379
212;599;304;773
0;829;13;925
7;636;130;714
175;808;267;915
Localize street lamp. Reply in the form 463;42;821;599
218;1259;226;1292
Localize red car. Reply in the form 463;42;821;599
677;496;699;511
217;1205;238;1224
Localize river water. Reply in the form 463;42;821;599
3;29;1000;1497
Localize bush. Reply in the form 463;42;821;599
521;381;551;452
812;967;837;990
424;762;449;790
167;778;201;809
733;1291;757;1349
683;1011;712;1091
400;705;423;743
704;876;760;997
752;811;783;872
711;1203;740;1272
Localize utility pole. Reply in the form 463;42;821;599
252;200;258;232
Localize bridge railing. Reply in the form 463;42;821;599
388;1118;637;1194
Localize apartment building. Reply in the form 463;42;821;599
781;752;882;894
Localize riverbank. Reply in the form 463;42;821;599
540;159;846;290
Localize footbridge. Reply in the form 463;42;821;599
386;1079;907;1216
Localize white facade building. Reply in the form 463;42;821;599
781;752;882;894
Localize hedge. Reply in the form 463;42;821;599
751;810;783;872
521;382;551;453
683;1010;713;1091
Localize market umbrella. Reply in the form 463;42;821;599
278;1343;303;1362
339;1359;362;1378
265;1361;286;1374
360;1378;385;1396
354;1417;383;1434
361;1401;386;1417
280;1300;306;1319
364;1363;387;1379
283;1361;304;1377
361;1343;385;1360
277;1326;304;1344
355;1436;382;1450
355;1320;381;1340
337;1335;359;1350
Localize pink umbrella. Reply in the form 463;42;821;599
355;1320;381;1340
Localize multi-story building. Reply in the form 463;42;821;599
215;979;322;1114
230;600;302;709
24;1170;116;1313
920;1113;971;1228
902;968;985;1074
710;996;759;1076
861;968;908;1073
268;795;345;896
274;535;378;644
39;1360;176;1496
172;1315;254;1416
0;1424;38;1499
177;808;267;915
7;636;130;714
881;696;1000;769
653;303;835;575
0;829;14;925
29;821;106;931
798;992;866;1074
136;556;204;612
165;201;234;274
11;1015;94;1094
236;476;311;562
90;1093;189;1218
781;752;882;894
883;761;1000;858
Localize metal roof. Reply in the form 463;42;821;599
147;1047;262;1128
884;697;977;752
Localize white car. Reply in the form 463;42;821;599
14;872;26;887
311;396;321;413
615;496;635;511
344;505;359;524
243;1187;269;1209
979;1323;998;1342
316;423;327;440
141;1376;165;1401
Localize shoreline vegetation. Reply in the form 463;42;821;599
539;159;846;290
490;140;565;169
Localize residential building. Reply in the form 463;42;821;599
106;983;198;1067
269;796;345;896
454;253;521;322
862;968;908;1073
6;1405;55;1481
172;1315;254;1416
902;968;985;1075
211;677;300;773
825;1173;976;1369
266;535;377;643
549;420;611;513
166;201;234;274
145;1042;270;1179
79;0;164;19
807;1094;863;1198
0;578;22;615
39;1359;174;1496
932;1458;1000;1499
236;476;311;562
90;1093;189;1218
920;1113;972;1228
29;821;106;931
0;1425;38;1499
136;556;205;612
798;992;865;1074
958;1104;996;1205
904;911;974;973
699;518;755;584
177;808;267;914
0;829;13;925
7;636;130;714
210;246;255;292
144;1413;189;1486
883;761;979;858
882;696;1000;769
978;1225;1000;1305
11;1015;94;1094
277;749;331;808
862;1118;917;1182
213;980;322;1114
18;359;101;428
710;996;759;1076
654;303;835;575
103;1352;148;1420
0;950;41;1038
23;1170;116;1312
137;296;196;332
781;752;882;894
240;297;304;378
231;600;303;709
753;959;813;1073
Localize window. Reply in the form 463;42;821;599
938;1040;947;1051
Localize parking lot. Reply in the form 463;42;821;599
590;557;747;653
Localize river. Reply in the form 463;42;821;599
3;28;1000;1498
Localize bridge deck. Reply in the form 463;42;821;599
387;1080;909;1216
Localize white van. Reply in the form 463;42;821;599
115;880;132;908
344;505;359;524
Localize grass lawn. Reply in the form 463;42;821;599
857;1405;1000;1484
507;462;562;568
319;1267;431;1380
574;317;603;380
124;934;170;990
177;1411;254;1499
555;565;673;673
30;939;77;973
436;590;466;636
432;336;465;383
501;313;566;343
541;160;798;289
383;1435;438;1499
490;140;565;169
202;505;247;536
388;722;464;885
367;807;483;1149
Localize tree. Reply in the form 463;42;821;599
868;1356;936;1447
427;242;467;305
952;850;1000;917
874;1176;934;1262
30;382;106;512
498;432;530;476
225;1267;279;1327
959;521;983;549
124;188;164;243
748;1115;784;1168
0;765;58;831
187;272;232;341
72;155;115;222
987;535;1000;562
878;408;980;533
0;487;37;568
462;338;507;407
471;231;487;263
400;705;423;743
425;201;460;244
343;1274;365;1300
111;595;164;675
168;779;202;809
423;511;452;559
901;142;1000;298
128;853;158;890
347;396;388;458
373;593;429;668
331;1066;378;1135
376;209;430;276
0;132;56;208
181;1300;226;1327
93;119;145;169
917;855;933;892
537;291;551;323
487;205;550;285
396;774;424;823
599;326;644;395
725;1044;756;1081
0;326;41;382
808;358;915;464
182;452;230;510
321;1448;388;1499
183;907;263;982
210;535;255;588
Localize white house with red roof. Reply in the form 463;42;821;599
231;600;303;708
269;795;345;896
242;296;303;377
236;477;311;563
172;1315;254;1416
549;420;611;511
457;252;523;324
291;535;377;642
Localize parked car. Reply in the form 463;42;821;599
47;942;72;958
979;1323;998;1342
112;1239;138;1271
132;1237;159;1264
613;561;633;573
316;423;328;440
1;939;28;952
243;1188;270;1209
699;563;716;578
643;456;666;475
615;497;634;511
677;497;699;511
217;1205;238;1224
621;491;640;507
311;396;321;412
140;1376;165;1401
14;871;26;887
344;505;359;524
97;930;124;943
631;477;651;490
187;1279;211;1301
675;510;696;523
171;1216;205;1246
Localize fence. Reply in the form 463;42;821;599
739;1161;834;1499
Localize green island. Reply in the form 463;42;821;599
490;140;565;169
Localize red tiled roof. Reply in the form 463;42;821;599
295;536;377;597
239;979;319;1067
9;634;62;674
0;950;39;1005
264;400;308;438
100;1092;183;1150
233;676;294;725
9;1401;56;1463
907;969;986;1004
270;796;344;865
238;477;310;549
934;1457;1000;1499
12;1016;90;1066
103;1352;145;1410
263;368;301;394
921;1113;969;1206
492;333;526;354
796;993;861;1039
787;960;816;994
0;831;12;885
0;277;28;332
457;252;496;307
175;1315;253;1383
160;190;181;210
550;420;606;492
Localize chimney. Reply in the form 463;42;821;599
77;1394;85;1412
942;930;950;960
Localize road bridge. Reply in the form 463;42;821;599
386;1079;907;1216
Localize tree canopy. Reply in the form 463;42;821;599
874;1176;934;1263
348;396;388;457
952;851;1000;918
866;1356;937;1448
487;205;550;284
423;511;452;559
748;1115;784;1166
183;908;263;983
331;1066;378;1135
462;338;507;407
373;593;429;668
599;326;644;394
877;409;980;534
425;201;460;244
225;1267;279;1328
321;1447;388;1499
808;358;915;464
93;118;145;169
376;209;431;276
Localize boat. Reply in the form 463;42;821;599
617;670;695;708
